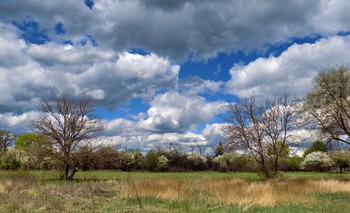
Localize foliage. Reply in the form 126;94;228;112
143;151;160;171
212;152;257;172
185;153;208;171
118;151;143;171
0;149;27;169
301;151;333;172
304;141;327;156
156;155;169;171
329;150;350;173
279;156;304;171
0;130;15;153
303;65;350;145
14;133;53;169
267;141;290;158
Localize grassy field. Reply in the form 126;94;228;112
0;170;349;212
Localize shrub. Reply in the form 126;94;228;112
185;153;208;171
143;151;160;171
0;149;27;170
329;150;350;173
212;152;257;172
156;155;169;171
118;151;143;171
301;151;333;172
279;156;304;171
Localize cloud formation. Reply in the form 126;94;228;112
1;0;350;61
226;35;350;98
138;92;227;133
0;23;179;113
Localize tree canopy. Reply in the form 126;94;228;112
304;65;350;145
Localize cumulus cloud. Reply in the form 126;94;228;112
0;24;179;113
138;92;227;133
0;111;39;134
1;0;350;61
226;35;350;98
202;123;225;146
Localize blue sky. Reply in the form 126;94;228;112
1;0;350;152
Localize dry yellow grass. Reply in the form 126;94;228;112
1;172;350;212
121;177;350;209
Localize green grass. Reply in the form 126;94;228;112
0;170;349;212
3;170;348;181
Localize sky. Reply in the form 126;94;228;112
1;0;350;152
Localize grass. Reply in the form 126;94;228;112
0;170;349;212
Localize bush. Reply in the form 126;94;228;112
212;152;257;172
156;155;169;171
329;150;350;173
143;151;160;171
184;153;208;171
0;149;27;170
118;151;143;171
279;156;304;171
301;151;333;172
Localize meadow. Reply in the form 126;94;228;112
0;170;349;212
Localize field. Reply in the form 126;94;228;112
0;170;350;212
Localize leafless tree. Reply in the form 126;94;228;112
31;95;103;180
222;96;298;178
0;130;15;153
303;65;350;145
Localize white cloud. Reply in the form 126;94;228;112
0;111;39;134
0;25;179;113
138;92;227;133
202;123;225;146
226;35;350;98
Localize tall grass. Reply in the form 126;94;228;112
0;171;349;212
121;177;350;210
0;171;119;212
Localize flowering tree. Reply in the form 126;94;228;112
301;151;333;172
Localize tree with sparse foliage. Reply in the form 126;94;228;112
0;130;15;153
223;96;298;178
303;65;350;145
30;95;103;180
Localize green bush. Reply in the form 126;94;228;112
212;152;257;172
118;151;143;171
143;151;160;171
279;156;304;171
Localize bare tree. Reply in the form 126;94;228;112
31;95;103;180
0;130;15;153
222;96;298;178
303;65;350;145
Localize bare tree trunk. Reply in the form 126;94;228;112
61;163;70;180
